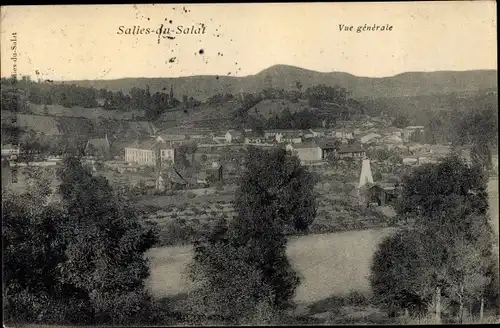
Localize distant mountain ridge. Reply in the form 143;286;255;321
63;65;497;101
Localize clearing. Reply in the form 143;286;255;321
145;227;395;304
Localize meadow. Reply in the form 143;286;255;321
145;227;395;304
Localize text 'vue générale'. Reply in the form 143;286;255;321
339;24;394;33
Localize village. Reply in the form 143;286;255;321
3;117;489;247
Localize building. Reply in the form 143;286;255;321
85;134;110;158
333;130;354;140
212;134;227;144
156;167;188;191
360;133;382;144
336;144;366;159
403;126;425;142
367;184;398;206
124;140;175;167
2;159;61;200
302;129;315;139
386;127;403;137
286;142;322;162
155;134;188;146
1;144;20;160
317;139;341;159
244;131;264;144
206;165;224;182
309;128;333;138
225;130;243;144
263;129;303;143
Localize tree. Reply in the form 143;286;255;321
19;130;50;163
372;155;497;322
2;169;93;325
373;169;383;181
371;218;495;322
393;115;410;128
397;154;489;221
186;147;318;324
2;155;161;325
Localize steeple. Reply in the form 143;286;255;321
170;84;174;100
358;158;374;189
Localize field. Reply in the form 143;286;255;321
145;227;395;304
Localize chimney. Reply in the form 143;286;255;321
358;158;374;189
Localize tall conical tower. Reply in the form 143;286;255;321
358;158;374;189
357;158;374;206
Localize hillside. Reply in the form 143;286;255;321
64;65;498;100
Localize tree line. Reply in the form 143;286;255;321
1;77;200;120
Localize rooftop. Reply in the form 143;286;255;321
290;142;319;149
87;138;109;149
337;144;365;153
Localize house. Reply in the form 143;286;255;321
360;133;382;144
333;130;354;140
225;130;243;144
125;140;156;167
336;143;366;159
2;159;61;200
196;171;209;185
302;129;316;139
286;142;322;162
277;130;303;144
96;97;106;107
85;135;110;159
380;134;403;146
1;144;20;159
317;139;341;159
206;165;224;182
402;157;418;166
367;184;398;206
309;128;333;138
244;131;264;144
212;134;227;144
124;140;175;167
156;167;189;191
194;151;220;164
403;126;425;142
156;134;188;146
386;127;403;137
263;129;303;143
158;143;175;166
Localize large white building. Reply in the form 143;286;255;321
124;140;175;167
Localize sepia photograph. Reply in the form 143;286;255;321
1;2;498;326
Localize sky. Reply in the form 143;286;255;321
0;2;497;81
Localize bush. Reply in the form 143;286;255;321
345;290;371;306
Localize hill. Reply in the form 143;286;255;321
63;65;497;100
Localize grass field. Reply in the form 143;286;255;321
145;227;395;304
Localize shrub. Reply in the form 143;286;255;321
345;290;371;307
